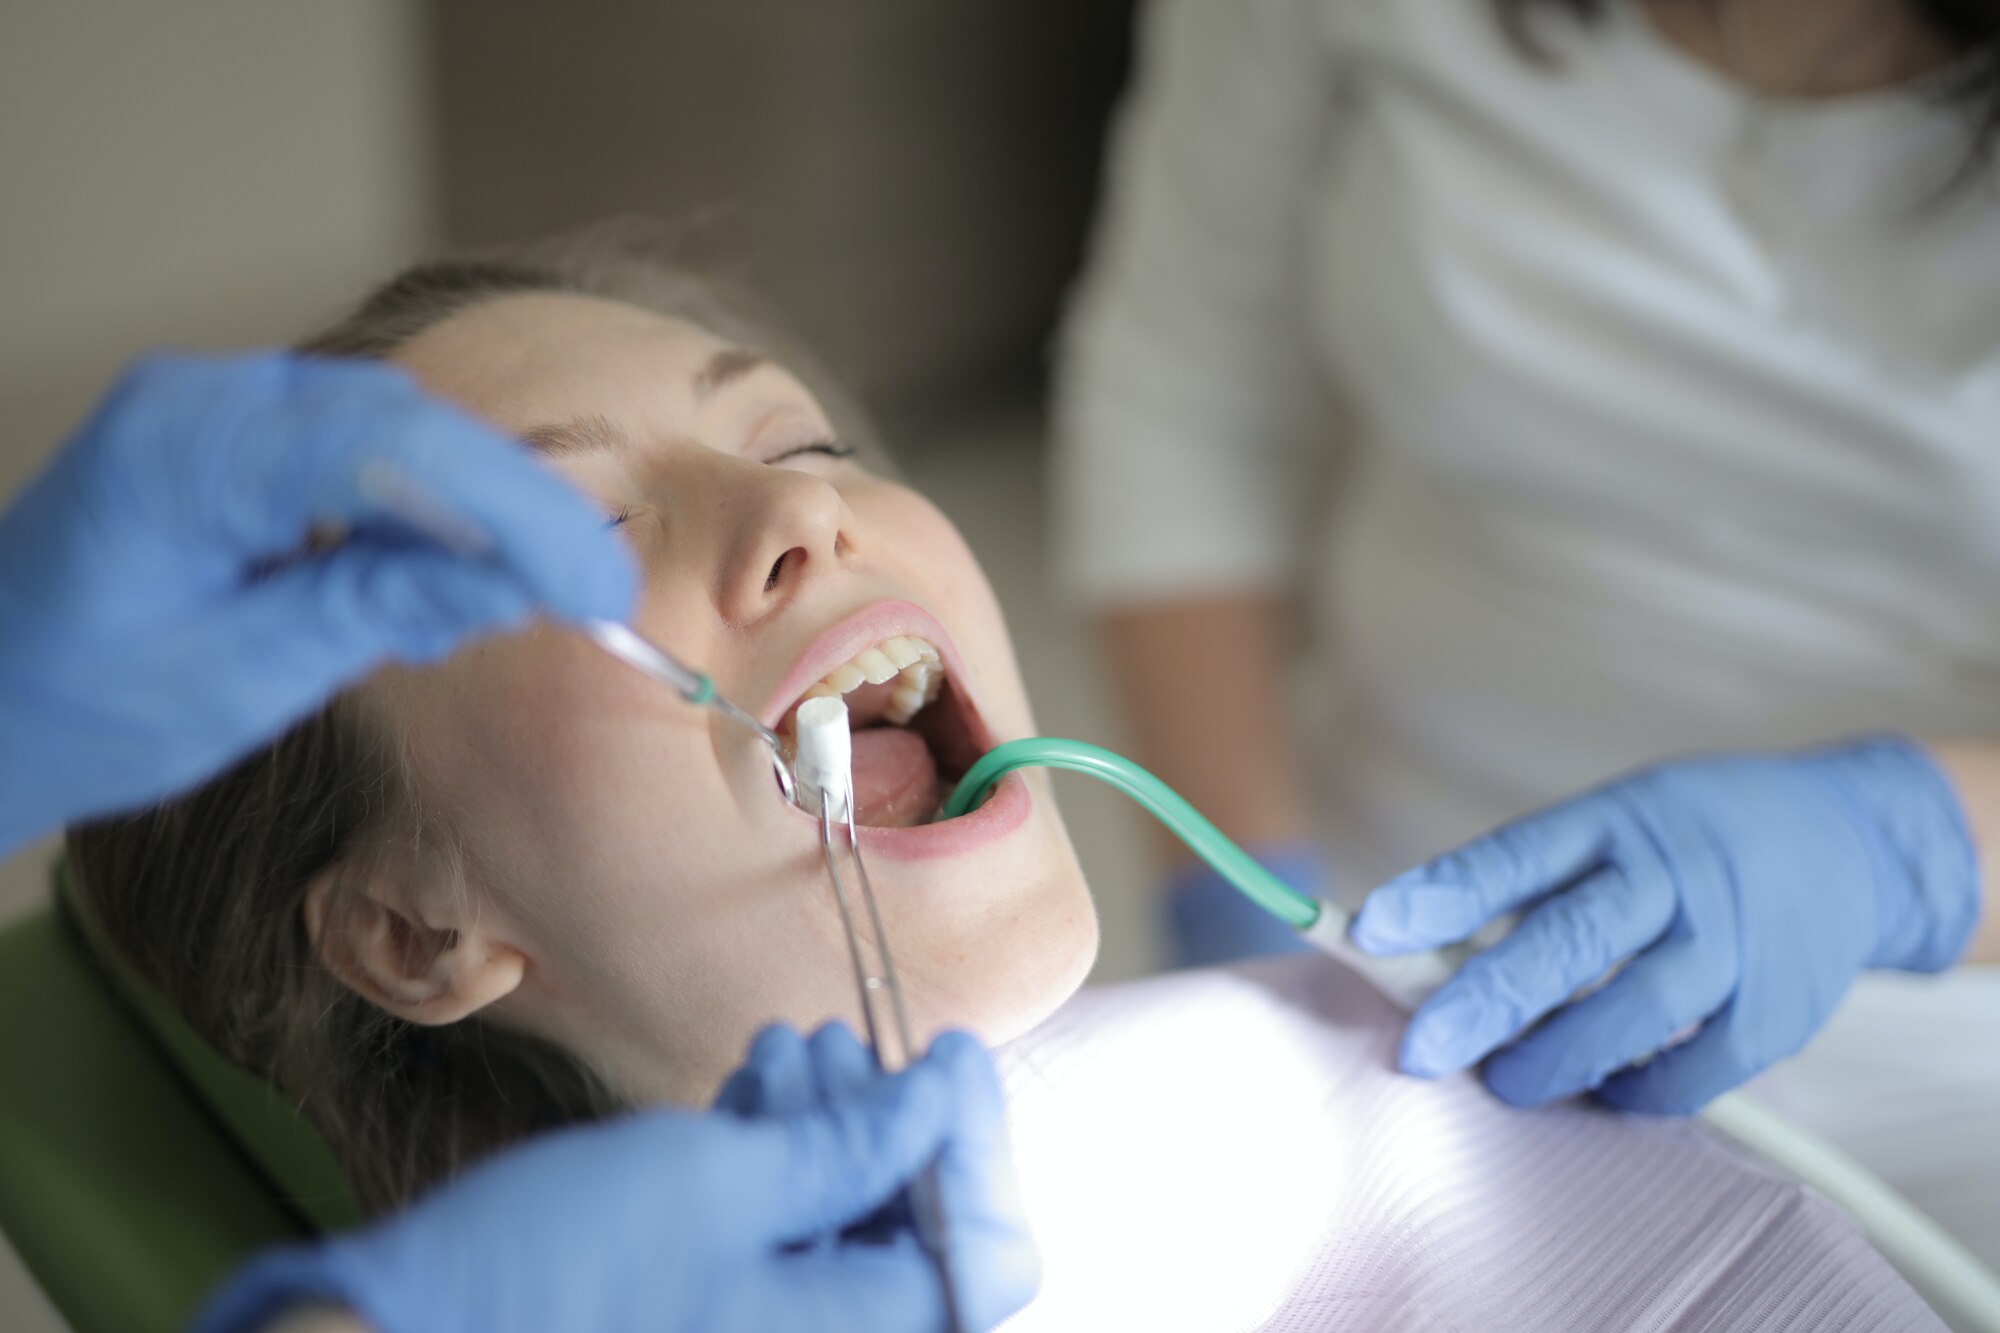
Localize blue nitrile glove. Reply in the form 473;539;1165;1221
1351;738;1981;1114
715;1021;1043;1328
1164;839;1322;969
194;1023;1040;1333
0;351;634;856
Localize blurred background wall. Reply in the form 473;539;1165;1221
0;5;1149;1324
431;1;1131;434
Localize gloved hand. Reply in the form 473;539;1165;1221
194;1024;1040;1333
714;1021;1043;1327
1162;839;1322;969
1351;738;1980;1113
0;352;634;855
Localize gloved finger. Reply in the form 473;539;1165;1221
754;1238;951;1333
178;546;533;739
918;1030;1041;1331
292;359;637;626
714;1025;817;1117
711;1069;760;1116
1481;936;1735;1106
124;353;635;625
345;542;540;664
1351;797;1610;954
1396;863;1674;1079
1597;995;1788;1116
730;1043;965;1244
808;1021;881;1107
291;541;538;668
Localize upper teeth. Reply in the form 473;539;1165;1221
796;635;943;727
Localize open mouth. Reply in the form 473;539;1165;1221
773;622;993;830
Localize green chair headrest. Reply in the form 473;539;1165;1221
52;860;361;1234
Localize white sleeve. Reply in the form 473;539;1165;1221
1052;0;1340;607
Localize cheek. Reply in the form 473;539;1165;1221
386;632;738;913
853;483;1030;713
380;632;856;1023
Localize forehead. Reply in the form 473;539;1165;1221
389;291;729;433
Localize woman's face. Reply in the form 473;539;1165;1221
366;292;1097;1102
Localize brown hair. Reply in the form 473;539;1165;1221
65;222;834;1214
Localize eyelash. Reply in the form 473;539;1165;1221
605;441;853;529
768;439;856;464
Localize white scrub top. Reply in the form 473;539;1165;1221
1053;0;2000;893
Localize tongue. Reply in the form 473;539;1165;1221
848;727;939;828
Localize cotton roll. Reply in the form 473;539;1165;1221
793;695;854;820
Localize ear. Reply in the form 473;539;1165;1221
304;859;525;1026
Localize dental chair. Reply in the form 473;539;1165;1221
0;866;358;1333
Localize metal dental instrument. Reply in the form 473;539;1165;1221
793;697;916;1065
355;461;797;801
583;620;796;803
792;696;966;1333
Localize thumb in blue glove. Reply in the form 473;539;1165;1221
193;1023;1039;1333
0;352;636;853
1351;738;1979;1114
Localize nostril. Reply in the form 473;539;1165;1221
765;548;801;593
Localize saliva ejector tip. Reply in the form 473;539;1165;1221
793;695;854;820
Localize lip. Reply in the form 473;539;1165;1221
762;599;985;732
766;598;1029;862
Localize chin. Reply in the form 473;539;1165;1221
991;926;1099;1045
925;863;1101;1050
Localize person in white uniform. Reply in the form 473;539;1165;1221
1053;0;2000;1267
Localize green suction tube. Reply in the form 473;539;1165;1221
946;739;1463;1009
946;737;2000;1326
943;737;1320;930
944;737;1469;1009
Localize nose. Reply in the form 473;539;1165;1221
705;459;857;626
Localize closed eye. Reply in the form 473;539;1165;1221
767;439;856;465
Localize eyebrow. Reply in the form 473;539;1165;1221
514;348;771;457
517;413;626;458
695;347;769;401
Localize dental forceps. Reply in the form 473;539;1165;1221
355;461;797;801
815;777;917;1070
793;697;966;1333
792;697;917;1066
